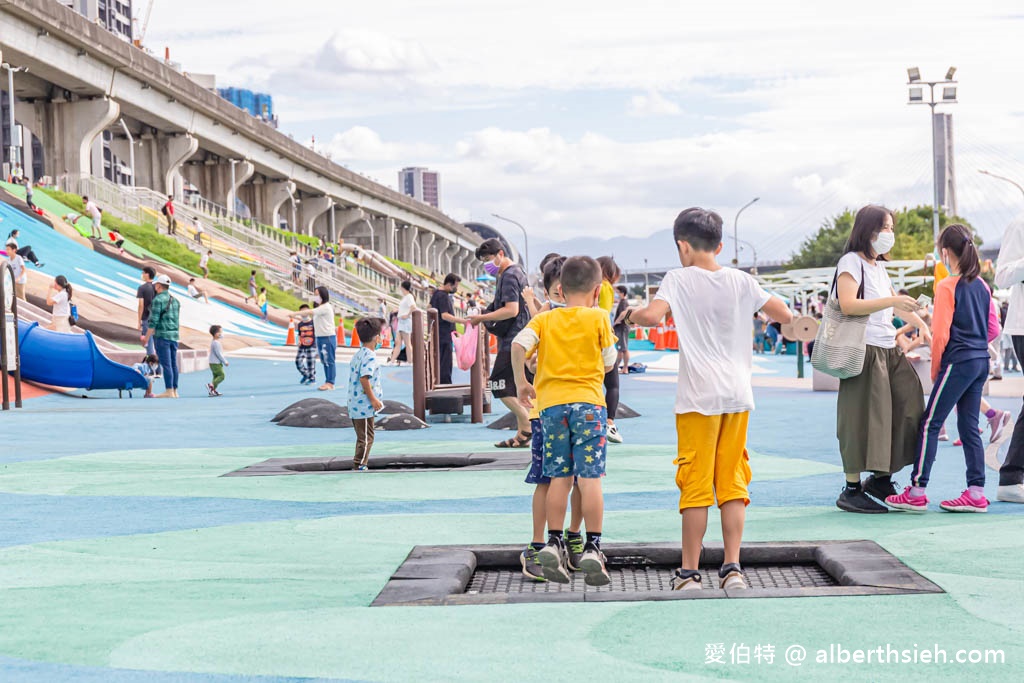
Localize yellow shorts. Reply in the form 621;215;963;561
674;412;752;510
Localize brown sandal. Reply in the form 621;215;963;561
495;430;532;448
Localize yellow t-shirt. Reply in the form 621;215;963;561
519;307;617;412
598;280;615;313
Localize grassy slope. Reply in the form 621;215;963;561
41;188;306;312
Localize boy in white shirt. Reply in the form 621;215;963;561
624;207;792;591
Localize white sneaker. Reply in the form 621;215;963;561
997;484;1024;503
606;423;623;444
719;563;747;589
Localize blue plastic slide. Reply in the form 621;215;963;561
16;321;148;393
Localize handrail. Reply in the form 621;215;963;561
64;175;402;313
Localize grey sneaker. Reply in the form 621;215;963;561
671;568;703;591
606;423;623;444
565;532;584;570
537;537;571;583
578;543;611;586
519;546;547;582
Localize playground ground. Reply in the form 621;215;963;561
1;349;1022;682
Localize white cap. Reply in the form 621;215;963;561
155;274;172;286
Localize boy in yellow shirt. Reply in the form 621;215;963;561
513;256;618;585
624;207;791;590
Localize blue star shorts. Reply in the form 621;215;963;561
525;418;551;485
540;403;607;479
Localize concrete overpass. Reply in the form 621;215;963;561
0;0;481;279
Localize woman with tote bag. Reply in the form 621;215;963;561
831;205;932;514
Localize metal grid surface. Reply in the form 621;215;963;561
465;563;837;594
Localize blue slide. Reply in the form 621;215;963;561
16;321;148;393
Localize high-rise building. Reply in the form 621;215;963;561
399;167;440;208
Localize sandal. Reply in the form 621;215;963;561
495;430;532;449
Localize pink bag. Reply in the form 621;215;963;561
453;324;479;371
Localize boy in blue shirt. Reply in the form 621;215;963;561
348;317;384;471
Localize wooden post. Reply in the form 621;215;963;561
411;309;426;420
427;308;439;390
0;261;23;410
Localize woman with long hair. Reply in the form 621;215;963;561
46;275;74;333
388;280;417;366
833;205;931;513
310;286;337;391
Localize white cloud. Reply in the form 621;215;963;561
627;91;681;117
144;0;1024;260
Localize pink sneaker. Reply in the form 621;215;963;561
939;490;989;513
886;486;929;512
988;410;1012;444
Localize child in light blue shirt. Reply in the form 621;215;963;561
348;317;384;470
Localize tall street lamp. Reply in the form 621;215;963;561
733;197;759;267
491;213;530;275
907;66;958;248
979;169;1024;200
643;257;649;303
1;62;28;172
727;235;760;274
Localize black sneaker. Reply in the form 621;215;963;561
836;487;888;514
537;537;571;583
565;531;584;570
863;475;898;502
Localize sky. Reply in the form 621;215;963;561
146;0;1024;268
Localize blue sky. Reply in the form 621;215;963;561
146;1;1024;268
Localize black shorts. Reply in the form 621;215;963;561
489;347;533;399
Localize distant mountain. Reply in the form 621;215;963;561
530;229;681;272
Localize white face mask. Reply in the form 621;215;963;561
313;295;322;305
871;231;895;256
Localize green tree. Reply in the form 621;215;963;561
786;205;975;269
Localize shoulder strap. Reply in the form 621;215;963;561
830;261;867;300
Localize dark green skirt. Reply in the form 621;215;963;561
837;345;924;474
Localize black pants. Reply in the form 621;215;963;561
17;246;40;265
438;335;453;385
604;365;620;420
1000;336;1024;485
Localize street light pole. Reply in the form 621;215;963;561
118;119;135;189
733;197;760;267
2;62;28;173
491;213;530;275
979;170;1024;200
643;257;649;303
907;66;958;249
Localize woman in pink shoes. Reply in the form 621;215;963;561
888;224;1001;513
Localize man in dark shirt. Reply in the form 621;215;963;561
430;273;465;385
469;238;533;447
136;266;157;355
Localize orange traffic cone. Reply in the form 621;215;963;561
488;334;498;355
381;327;392;349
350;327;361;348
285;321;296;346
336;324;345;345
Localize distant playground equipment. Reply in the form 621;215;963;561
410;309;491;423
16;321;148;396
1;260;23;409
781;315;819;378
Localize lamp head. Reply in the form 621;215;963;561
945;66;957;81
907;67;921;83
908;87;924;103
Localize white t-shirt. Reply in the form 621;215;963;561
8;253;25;283
199;253;209;268
86;200;101;221
654;267;771;416
188;284;201;298
311;302;335;337
51;289;70;317
398;293;415;319
836;252;895;349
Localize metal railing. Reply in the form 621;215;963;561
61;175;402;315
